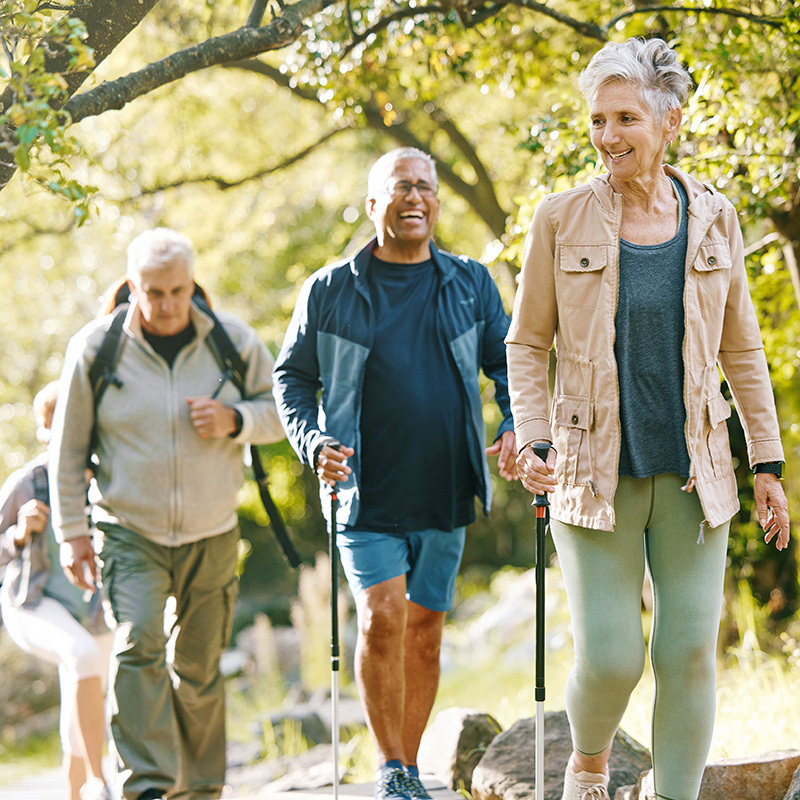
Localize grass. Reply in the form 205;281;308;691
0;729;62;784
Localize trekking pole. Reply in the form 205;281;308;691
326;443;342;800
531;441;551;800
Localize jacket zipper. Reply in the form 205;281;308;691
680;204;724;542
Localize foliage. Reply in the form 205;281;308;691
0;0;96;220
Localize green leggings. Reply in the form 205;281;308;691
550;474;729;800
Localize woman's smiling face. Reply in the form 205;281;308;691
589;80;680;185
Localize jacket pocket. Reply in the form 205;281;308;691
555;244;608;312
552;394;594;486
705;392;733;478
690;243;732;309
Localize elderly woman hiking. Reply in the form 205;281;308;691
507;37;790;800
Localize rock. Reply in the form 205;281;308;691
418;707;503;791
785;763;800;800
471;711;651;800
618;750;800;800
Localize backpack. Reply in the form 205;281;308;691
87;280;302;568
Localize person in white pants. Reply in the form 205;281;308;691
0;382;114;800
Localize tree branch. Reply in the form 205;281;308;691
225;58;319;103
603;5;783;33
343;4;447;56
127;128;348;198
246;0;270;27
228;58;509;236
512;0;605;40
0;0;161;188
63;0;333;124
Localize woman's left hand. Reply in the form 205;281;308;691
754;473;790;550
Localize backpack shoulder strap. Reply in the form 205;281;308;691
193;292;248;399
31;464;49;504
89;304;128;411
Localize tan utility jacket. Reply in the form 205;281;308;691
506;165;784;531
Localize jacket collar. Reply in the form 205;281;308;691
124;297;214;342
589;164;726;219
349;237;454;287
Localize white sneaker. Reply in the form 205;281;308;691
560;759;610;800
80;777;113;800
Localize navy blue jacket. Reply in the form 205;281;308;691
272;239;514;527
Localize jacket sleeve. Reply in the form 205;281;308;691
272;274;330;465
222;316;286;446
50;329;97;543
0;469;27;564
505;197;559;452
475;261;514;440
716;203;784;467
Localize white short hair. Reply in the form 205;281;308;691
367;147;439;199
578;37;691;122
127;228;195;284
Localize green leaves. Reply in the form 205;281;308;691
0;1;95;215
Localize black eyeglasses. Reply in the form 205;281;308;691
386;180;437;198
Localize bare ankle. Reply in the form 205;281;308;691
570;750;610;775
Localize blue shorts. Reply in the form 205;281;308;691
336;527;466;612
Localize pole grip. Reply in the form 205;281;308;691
531;441;551;509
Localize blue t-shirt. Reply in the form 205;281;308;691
353;255;475;532
615;177;691;479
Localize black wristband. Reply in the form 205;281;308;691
753;461;784;478
228;409;243;438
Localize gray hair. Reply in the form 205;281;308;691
127;227;195;284
578;38;691;121
33;380;59;442
367;147;439;199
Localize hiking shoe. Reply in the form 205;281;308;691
375;766;412;800
136;790;167;800
79;778;112;800
402;771;433;800
561;760;610;800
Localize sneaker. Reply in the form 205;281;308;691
561;760;610;800
375;766;412;800
79;778;112;800
136;791;167;800
402;771;433;800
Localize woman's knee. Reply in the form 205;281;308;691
575;646;646;695
652;638;716;689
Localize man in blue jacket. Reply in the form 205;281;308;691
273;147;516;800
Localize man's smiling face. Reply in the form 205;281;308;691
367;157;441;261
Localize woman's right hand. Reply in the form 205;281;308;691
517;444;558;496
14;499;49;547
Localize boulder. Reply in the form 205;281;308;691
418;707;503;791
784;763;800;800
616;750;800;800
471;711;651;800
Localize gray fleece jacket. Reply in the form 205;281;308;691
51;299;284;546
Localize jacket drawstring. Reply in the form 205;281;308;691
697;519;707;544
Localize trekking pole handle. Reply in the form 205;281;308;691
531;441;551;509
324;440;342;501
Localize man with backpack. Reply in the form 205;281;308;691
50;227;285;800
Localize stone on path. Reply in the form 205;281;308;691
471;711;651;800
418;707;503;791
614;749;800;800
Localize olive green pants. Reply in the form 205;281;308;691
99;524;239;800
550;474;729;800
